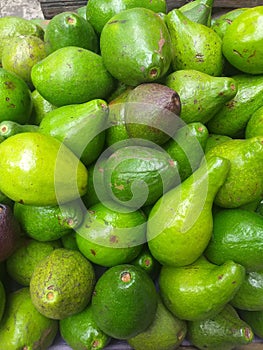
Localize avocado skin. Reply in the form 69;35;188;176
207;74;263;138
31;46;116;107
0;203;21;262
187;304;254;350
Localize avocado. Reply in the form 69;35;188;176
31;46;116;107
13;199;84;241
30;248;95;319
179;0;214;26
204;134;232;153
1;34;47;89
187;304;254;350
128;295;187;350
0;67;33;124
147;156;230;267
124;83;181;145
91;264;158;339
222;6;263;74
239;309;263;339
29;89;57;126
163;122;209;181
100;8;172;86
245;105;263;138
205;136;263;208
165;9;223;76
39;98;108;167
159;256;245;321
231;270;263;311
0;132;88;206
0;203;21;262
0;287;58;349
6;238;61;286
165;69;237;124
0;16;44;62
60;303;111;350
205;208;263;272
44;11;99;54
207;74;263;138
86;0;167;34
102;145;180;208
130;244;161;280
76;201;146;267
0;120;38;138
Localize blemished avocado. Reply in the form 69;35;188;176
91;264;158;339
100;8;172;86
30;248;95;319
0;287;58;349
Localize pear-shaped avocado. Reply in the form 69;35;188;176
39;99;108;167
147;156;230;267
187;304;254;350
31;46;116;107
207;74;263;138
205;136;263;208
165;9;223;76
0;203;21;262
0;287;58;349
159;256;245;321
165;69;237;124
222;6;263;74
179;0;214;26
100;8;172;86
0;132;88;206
124;83;181;145
86;0;167;34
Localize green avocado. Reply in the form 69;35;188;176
165;69;237;124
239;309;263;338
207;74;263;138
0;68;33;124
100;8;172;86
86;0;167;34
30;248;95;319
205;208;263;272
0;287;58;349
205;136;263;208
0;120;38;139
187;304;254;350
223;6;263;74
165;9;223;76
0;132;88;206
245;105;263;138
31;46;116;107
163;122;209;181
179;0;214;26
91;264;158;339
39;98;108;166
44;11;99;54
159;256;245;321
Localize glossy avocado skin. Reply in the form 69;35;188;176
205;137;263;208
100;8;172;86
31;46;116;107
222;6;263;74
187;304;254;350
207;74;263;138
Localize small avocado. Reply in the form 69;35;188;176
100;8;172;86
0;287;58;349
0;203;21;262
30;89;57;125
30;248;95;319
31;46;116;107
91;264;158;339
128;295;187;350
60;303;111;350
187;304;254;350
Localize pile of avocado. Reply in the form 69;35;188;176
1;0;263;349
